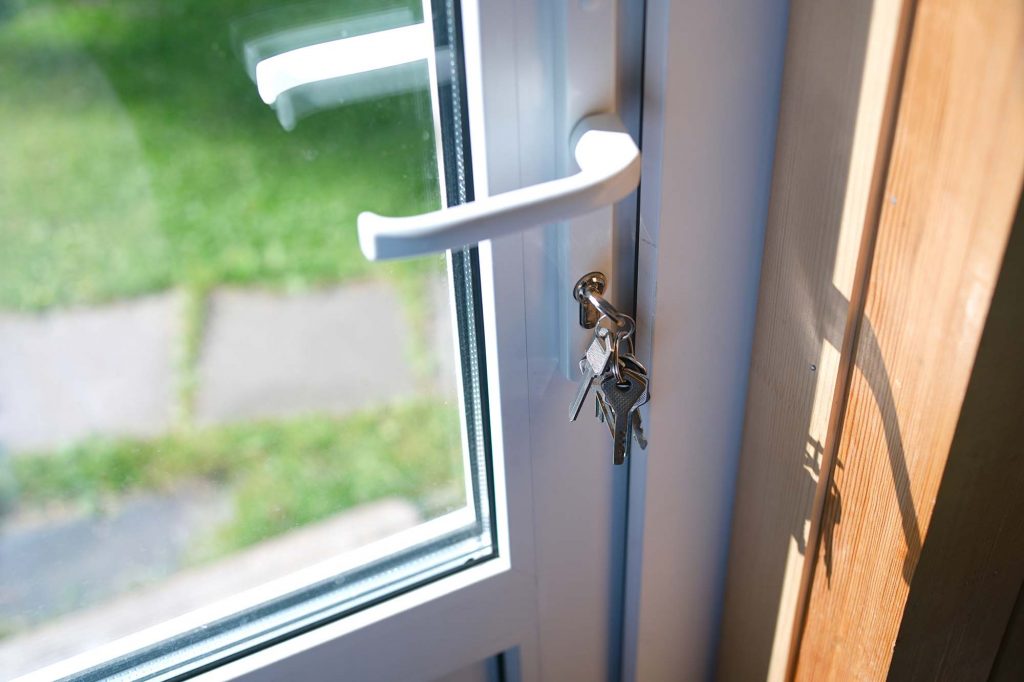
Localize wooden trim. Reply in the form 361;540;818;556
715;1;909;678
784;0;918;674
718;0;1024;677
886;194;1024;681
793;0;1024;677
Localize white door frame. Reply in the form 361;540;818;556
622;0;790;679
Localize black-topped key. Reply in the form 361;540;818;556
599;370;648;465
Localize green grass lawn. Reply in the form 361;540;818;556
0;0;438;310
8;400;465;557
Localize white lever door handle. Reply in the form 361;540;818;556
357;113;641;261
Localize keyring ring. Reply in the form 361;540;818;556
583;288;628;327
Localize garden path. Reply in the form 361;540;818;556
0;277;453;453
0;292;183;453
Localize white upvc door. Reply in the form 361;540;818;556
11;0;792;679
213;1;647;679
188;2;636;681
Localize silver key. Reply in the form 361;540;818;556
618;357;650;449
615;358;649;450
599;369;649;465
616;353;650;407
569;327;612;422
598;353;648;447
595;391;615;437
630;410;648;449
584;326;613;374
627;355;651;394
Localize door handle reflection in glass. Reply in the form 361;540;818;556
358;113;641;261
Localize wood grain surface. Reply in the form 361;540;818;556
886;193;1024;681
715;1;906;678
793;0;1024;678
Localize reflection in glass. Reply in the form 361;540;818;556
0;0;489;677
235;6;442;131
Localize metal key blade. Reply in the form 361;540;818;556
620;366;650;449
600;373;648;465
569;329;612;422
569;363;596;422
631;410;648;449
596;391;615;437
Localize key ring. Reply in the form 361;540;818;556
618;350;647;375
610;331;620;383
584;295;634;384
593;313;631;383
595;311;634;341
612;330;634;384
583;288;629;328
573;272;635;333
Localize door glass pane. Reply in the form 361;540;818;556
0;0;493;678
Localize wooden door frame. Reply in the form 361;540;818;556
716;0;1024;678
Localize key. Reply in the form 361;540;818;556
595;391;615;437
618;362;649;450
599;369;649;465
622;361;650;449
585;326;613;374
597;353;648;444
630;410;648;449
568;327;612;421
616;353;650;408
570;327;611;421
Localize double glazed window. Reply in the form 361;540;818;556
0;1;493;678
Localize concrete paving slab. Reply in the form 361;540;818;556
0;498;420;678
0;293;182;454
0;481;232;627
195;282;418;424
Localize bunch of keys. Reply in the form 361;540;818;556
569;310;650;465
